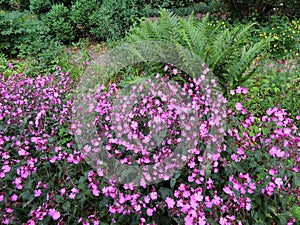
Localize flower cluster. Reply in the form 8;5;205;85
72;65;227;186
0;67;89;224
0;64;299;224
258;17;300;58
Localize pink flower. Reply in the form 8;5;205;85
34;189;42;197
150;191;157;200
27;219;36;225
165;197;175;209
269;169;278;175
11;194;18;201
246;202;252;211
69;193;76;199
124;183;135;190
219;217;229;225
48;208;60;220
203;67;210;75
146;208;153;216
223;186;234;196
269;146;284;158
235;102;243;111
13;177;23;189
59;188;66;196
69;188;79;199
144;196;150;204
92;189;100;196
172;68;178;75
71;188;79;194
274;177;283;188
2;165;10;173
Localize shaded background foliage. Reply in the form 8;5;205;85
220;0;300;20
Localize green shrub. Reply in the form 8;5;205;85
29;0;74;16
70;0;102;36
0;10;49;56
89;0;144;41
42;4;75;43
144;0;201;8
220;0;300;20
254;15;300;59
29;0;52;16
144;2;212;17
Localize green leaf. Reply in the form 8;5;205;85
55;195;64;203
292;205;300;222
21;190;31;201
277;213;288;225
78;177;87;190
170;179;176;189
158;187;173;200
100;196;110;207
266;205;277;214
62;201;71;211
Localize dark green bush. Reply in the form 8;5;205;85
70;0;102;36
89;0;145;41
0;10;49;56
42;4;75;43
220;0;300;20
29;0;74;16
29;0;52;15
144;2;212;17
0;0;30;11
144;0;201;8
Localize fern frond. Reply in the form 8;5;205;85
124;9;268;94
228;39;269;89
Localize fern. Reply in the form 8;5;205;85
125;9;269;94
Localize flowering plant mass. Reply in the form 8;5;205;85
0;63;299;225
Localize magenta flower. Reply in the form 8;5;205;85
34;189;42;197
10;194;17;201
235;102;243;111
165;197;175;209
172;68;178;75
269;146;284;158
48;208;61;220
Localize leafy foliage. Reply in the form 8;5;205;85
89;0;145;41
220;0;300;20
29;0;52;16
144;2;212;17
0;0;30;11
241;58;300;125
70;0;102;37
42;4;75;43
144;0;201;8
29;0;74;16
126;9;270;94
0;10;49;56
254;15;300;59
